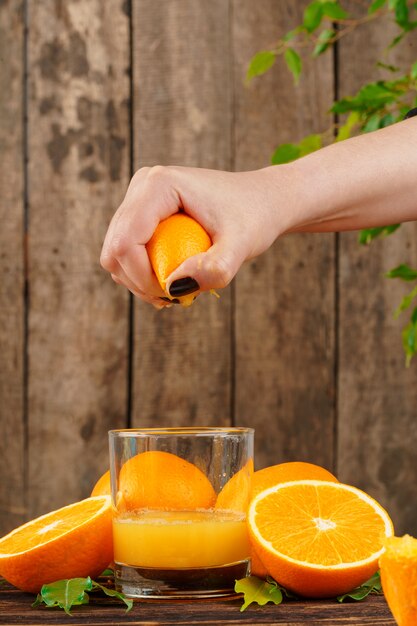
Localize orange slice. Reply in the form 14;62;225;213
248;480;393;598
380;534;417;626
0;496;112;592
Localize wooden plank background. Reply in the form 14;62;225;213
0;0;416;537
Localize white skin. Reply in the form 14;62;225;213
100;118;417;308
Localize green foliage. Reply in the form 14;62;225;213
284;48;302;83
32;576;133;615
358;224;401;244
246;0;417;363
235;572;382;611
246;51;276;81
337;571;382;602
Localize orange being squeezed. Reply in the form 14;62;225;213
113;509;250;569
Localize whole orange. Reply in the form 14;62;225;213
118;450;216;511
146;213;211;306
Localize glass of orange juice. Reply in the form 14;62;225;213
109;427;254;599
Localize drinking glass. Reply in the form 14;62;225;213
109;427;254;599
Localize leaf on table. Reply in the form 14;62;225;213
235;575;284;611
32;575;132;614
337;571;382;602
92;580;133;612
100;568;115;577
32;577;93;615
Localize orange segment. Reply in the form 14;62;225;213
380;534;417;626
146;213;212;307
0;496;113;593
91;469;111;496
118;450;216;511
248;480;393;598
215;459;254;513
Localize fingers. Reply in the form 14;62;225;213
165;240;245;296
101;166;181;301
110;263;169;309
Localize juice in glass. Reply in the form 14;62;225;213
109;428;254;599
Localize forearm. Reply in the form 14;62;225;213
270;118;417;235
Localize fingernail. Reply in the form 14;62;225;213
160;297;180;304
169;277;200;297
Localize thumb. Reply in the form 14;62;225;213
165;241;244;297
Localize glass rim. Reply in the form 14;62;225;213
109;426;254;438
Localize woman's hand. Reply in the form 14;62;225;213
100;165;288;306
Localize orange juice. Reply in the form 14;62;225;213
113;509;250;568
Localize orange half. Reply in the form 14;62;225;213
248;480;393;598
0;496;113;592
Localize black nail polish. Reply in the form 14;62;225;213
160;297;180;304
169;277;200;297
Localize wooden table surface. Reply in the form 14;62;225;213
0;580;396;625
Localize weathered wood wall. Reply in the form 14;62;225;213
1;0;416;537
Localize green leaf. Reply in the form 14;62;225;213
332;80;401;114
411;61;417;80
386;264;417;281
388;32;405;48
402;311;417;366
92;581;133;612
299;133;322;155
271;143;301;165
376;61;400;72
313;28;335;56
100;568;115;577
32;577;93;615
393;0;409;28
284;48;302;83
283;26;303;42
336;111;361;141
362;112;382;132
369;0;387;13
32;576;133;615
358;224;401;244
321;2;348;19
337;571;382;602
303;1;324;33
246;51;276;81
394;285;417;318
235;576;283;612
379;112;396;127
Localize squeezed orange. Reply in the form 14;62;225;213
113;509;250;569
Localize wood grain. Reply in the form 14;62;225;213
337;4;417;534
0;580;395;625
25;0;130;518
0;0;26;534
232;1;336;469
131;1;233;427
